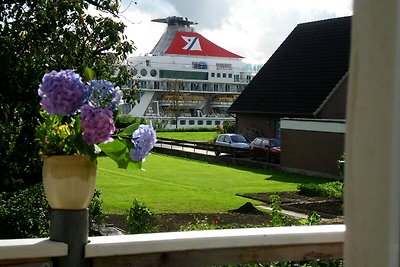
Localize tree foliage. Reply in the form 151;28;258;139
0;0;134;191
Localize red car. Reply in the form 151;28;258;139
250;138;281;163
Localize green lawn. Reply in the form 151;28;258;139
156;131;217;141
96;153;331;214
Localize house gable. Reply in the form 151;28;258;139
228;16;351;117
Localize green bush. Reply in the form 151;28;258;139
126;199;155;234
89;189;105;225
115;115;145;129
0;184;104;239
0;183;49;238
180;217;219;231
298;181;343;199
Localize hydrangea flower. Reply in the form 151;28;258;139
130;124;157;161
87;80;123;111
80;104;115;145
38;70;89;115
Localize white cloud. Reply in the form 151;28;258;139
119;0;353;64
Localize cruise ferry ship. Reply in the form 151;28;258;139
123;16;260;129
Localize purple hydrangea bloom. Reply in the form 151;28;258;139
38;70;89;115
87;80;123;111
130;124;157;161
80;105;116;145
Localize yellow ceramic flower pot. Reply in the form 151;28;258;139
42;155;97;210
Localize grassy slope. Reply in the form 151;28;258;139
96;153;330;214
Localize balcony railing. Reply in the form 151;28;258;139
0;224;344;267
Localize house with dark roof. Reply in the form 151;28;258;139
228;16;351;177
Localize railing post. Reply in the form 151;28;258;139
50;209;89;267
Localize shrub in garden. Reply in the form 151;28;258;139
0;184;104;239
127;199;155;234
298;181;344;199
0;184;49;238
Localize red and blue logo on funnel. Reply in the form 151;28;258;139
181;36;202;51
166;31;243;58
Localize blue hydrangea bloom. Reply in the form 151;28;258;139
86;80;123;111
38;70;89;115
130;124;157;161
80;105;116;145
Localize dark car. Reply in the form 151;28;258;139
214;133;250;156
250;138;281;163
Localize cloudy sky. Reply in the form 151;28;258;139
117;0;353;64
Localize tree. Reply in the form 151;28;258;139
0;0;134;191
163;80;198;129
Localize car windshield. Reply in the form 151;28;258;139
231;135;248;143
270;139;281;147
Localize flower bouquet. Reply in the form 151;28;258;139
35;69;156;209
36;69;156;169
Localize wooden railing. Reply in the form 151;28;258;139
0;225;344;267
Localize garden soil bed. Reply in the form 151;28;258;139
104;192;344;234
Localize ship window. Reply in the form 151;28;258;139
154;81;160;89
228;73;232;78
206;120;212;125
234;74;240;82
131;68;138;76
217;73;221;78
211;73;215;77
150;69;157;77
214;84;219;91
160;70;208;80
180;120;186;125
215;120;221;125
140;69;147;76
189;120;195;125
223;73;227;78
146;60;151;67
216;63;232;70
197;120;204;125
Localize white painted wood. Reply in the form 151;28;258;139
345;0;400;266
0;238;68;260
85;225;345;258
281;119;345;133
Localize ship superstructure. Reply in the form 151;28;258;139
123;16;259;128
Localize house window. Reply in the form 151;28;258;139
215;120;221;125
189;120;195;125
198;120;204;125
206;120;212;125
180;120;186;125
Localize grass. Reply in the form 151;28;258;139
96;153;331;214
156;131;218;141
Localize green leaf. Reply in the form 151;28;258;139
121;122;140;136
98;139;131;169
83;66;95;81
